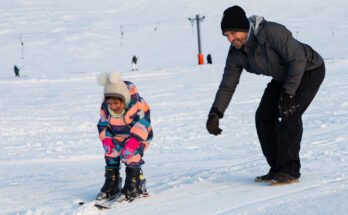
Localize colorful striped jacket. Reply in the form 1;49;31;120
97;81;153;152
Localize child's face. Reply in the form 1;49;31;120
106;97;125;114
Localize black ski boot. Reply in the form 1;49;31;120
96;167;122;201
122;167;147;201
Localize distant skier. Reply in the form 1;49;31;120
206;6;325;186
14;64;21;77
96;70;153;202
131;55;138;71
207;54;213;64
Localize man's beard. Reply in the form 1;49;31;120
232;38;245;49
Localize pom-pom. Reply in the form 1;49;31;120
109;70;122;84
97;72;108;86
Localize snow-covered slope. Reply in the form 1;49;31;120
0;0;347;214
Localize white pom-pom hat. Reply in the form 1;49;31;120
97;70;131;105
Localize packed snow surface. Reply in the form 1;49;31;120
0;0;347;214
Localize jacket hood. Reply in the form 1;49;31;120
249;15;265;35
247;15;267;45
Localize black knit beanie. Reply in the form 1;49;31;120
221;5;250;35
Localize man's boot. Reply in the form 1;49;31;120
255;171;277;182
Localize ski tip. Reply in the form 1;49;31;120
78;201;85;205
95;204;108;210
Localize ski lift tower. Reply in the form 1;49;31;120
188;14;205;65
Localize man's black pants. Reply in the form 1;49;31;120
255;63;325;177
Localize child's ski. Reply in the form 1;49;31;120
94;192;150;209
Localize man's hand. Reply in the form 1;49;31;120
278;93;299;117
206;113;222;135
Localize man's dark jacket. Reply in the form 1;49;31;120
211;16;323;118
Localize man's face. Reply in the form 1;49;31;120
224;31;248;49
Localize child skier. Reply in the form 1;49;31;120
96;70;153;202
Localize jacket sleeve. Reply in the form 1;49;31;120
97;102;112;141
266;24;307;95
129;98;153;142
125;82;153;142
211;46;244;118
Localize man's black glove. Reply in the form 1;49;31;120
278;92;299;117
206;113;222;135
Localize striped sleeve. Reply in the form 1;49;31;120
97;102;112;141
129;97;153;142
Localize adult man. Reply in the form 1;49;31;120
206;6;325;186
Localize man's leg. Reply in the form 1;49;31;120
255;80;283;172
276;115;303;178
276;63;325;178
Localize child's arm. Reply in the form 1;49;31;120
124;81;153;141
121;98;153;160
129;98;153;142
97;102;112;141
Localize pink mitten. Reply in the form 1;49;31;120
121;138;140;159
102;138;115;155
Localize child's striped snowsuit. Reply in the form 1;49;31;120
97;81;153;167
